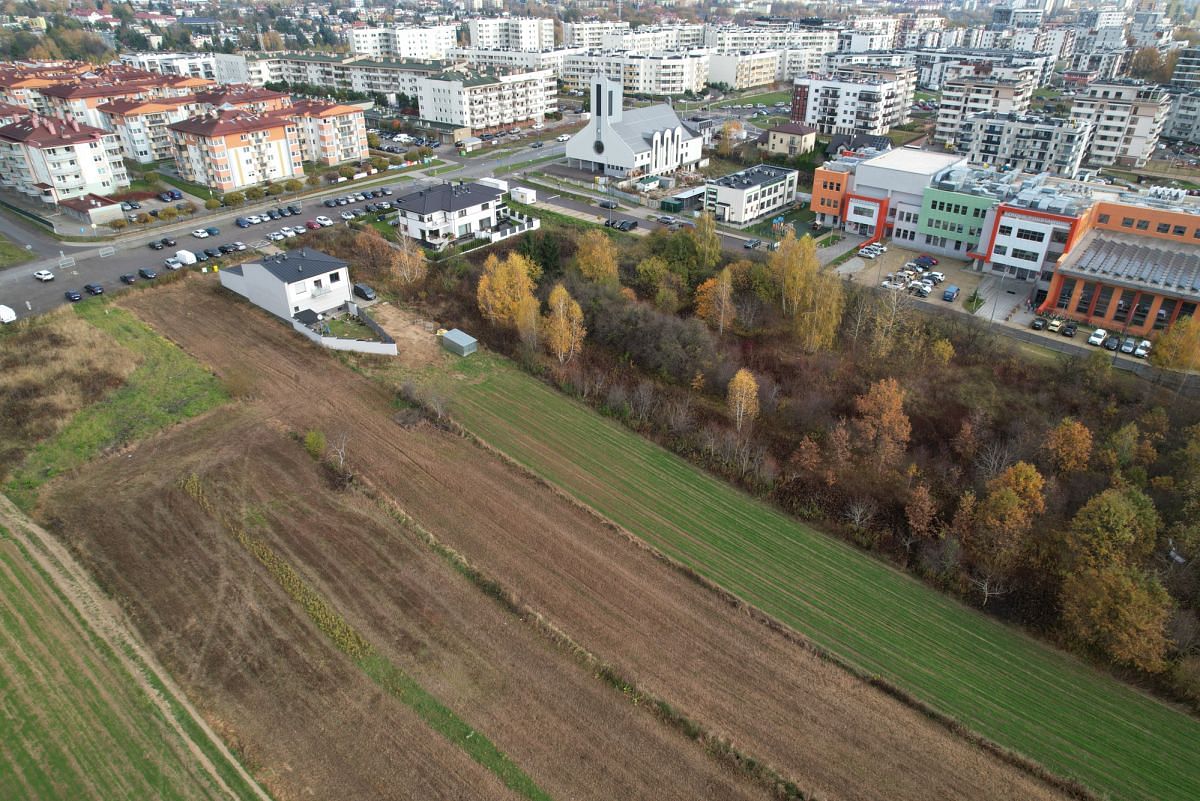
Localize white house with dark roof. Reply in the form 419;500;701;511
391;181;506;246
564;75;702;178
219;248;351;321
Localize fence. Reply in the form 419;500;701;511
475;211;541;244
291;304;398;356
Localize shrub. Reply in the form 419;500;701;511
135;213;152;225
266;183;284;196
157;207;177;222
224;191;245;207
109;219;127;231
284;179;302;192
305;174;320;187
338;165;356;179
204;198;222;210
324;172;340;183
178;202;198;215
304;429;326;459
245;186;265;200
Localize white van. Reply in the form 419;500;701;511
0;304;16;324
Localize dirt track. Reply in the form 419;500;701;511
117;276;1073;801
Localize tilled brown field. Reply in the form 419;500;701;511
117;277;1073;801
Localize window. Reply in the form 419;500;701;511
329;272;340;283
1012;248;1039;262
1093;286;1113;317
1112;291;1130;323
1132;295;1153;327
1156;298;1176;330
1157;222;1170;234
1016;228;1045;242
1075;282;1095;314
998;224;1012;235
1121;217;1134;228
993;244;1007;255
1173;225;1186;236
1136;219;1149;231
1098;214;1110;224
851;204;873;217
1056;277;1076;310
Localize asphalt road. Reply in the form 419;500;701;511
0;141;576;320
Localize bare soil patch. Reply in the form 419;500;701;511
117;276;1072;801
47;411;765;801
365;301;444;369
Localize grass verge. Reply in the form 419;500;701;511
0;232;34;268
5;303;227;509
439;354;1200;801
180;474;554;801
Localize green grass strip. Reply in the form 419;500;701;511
443;355;1200;801
180;476;553;801
5;304;228;510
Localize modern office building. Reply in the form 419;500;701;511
704;164;799;224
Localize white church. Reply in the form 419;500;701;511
564;75;703;179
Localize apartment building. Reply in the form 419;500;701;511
97;96;198;163
791;69;913;136
601;25;706;54
934;64;1036;145
1165;90;1200;144
708;51;781;91
1070;81;1168;168
822;50;917;73
467;17;555;52
956;113;1093;179
912;48;1051;91
896;14;946;47
837;30;893;53
1068;49;1127;82
242;53;439;102
0;114;129;203
415;69;555;133
38;72;212;130
288;100;368;167
192;85;292;114
704;164;799;225
1171;47;1200;91
446;47;583;78
564;75;702;178
168;109;303;192
348;25;458;60
562;51;709;96
704;24;838;54
562;21;630;49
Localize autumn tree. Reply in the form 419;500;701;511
717;119;742;157
574;229;619;285
1150;315;1200;391
477;252;536;329
1043;417;1093;476
542;283;586;365
1062;486;1159;572
797;271;844;353
354;229;426;291
906;484;938;543
516;294;540;349
690;212;721;274
852;378;911;472
727;368;760;433
635;255;670;295
694;267;734;335
1061;565;1173;673
391;234;428;287
966;462;1046;603
769;228;806;316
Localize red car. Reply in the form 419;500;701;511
306;219;321;230
916;254;939;265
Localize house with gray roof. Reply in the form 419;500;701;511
391;181;506;247
219;248;351;321
564;75;702;179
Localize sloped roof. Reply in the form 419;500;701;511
394;182;502;215
609;103;698;153
253;248;347;286
1059;230;1200;298
169;108;290;137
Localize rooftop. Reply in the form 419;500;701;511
394;182;503;215
708;163;797;190
169;108;291;137
860;147;965;177
0;114;108;147
251;248;348;285
610;103;698;152
1059;230;1200;298
767;122;817;136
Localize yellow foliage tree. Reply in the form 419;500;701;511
574;229;619;285
477;252;536;329
690;212;722;273
542;283;587;364
694;267;735;335
1043;417;1093;476
727;368;760;432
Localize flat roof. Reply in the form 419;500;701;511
860;147;965;177
1060;230;1200;299
708;164;797;190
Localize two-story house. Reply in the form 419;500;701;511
219;248;351;321
391;182;505;246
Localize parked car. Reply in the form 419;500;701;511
191;229;209;238
278;207;292;217
1087;328;1109;346
158;191;174;202
119;273;137;284
161;237;176;247
941;285;960;301
353;283;377;301
380;187;392;195
531;141;544;148
556;134;570;142
84;283;104;295
858;248;877;259
1135;340;1152;358
340;210;355;221
1031;317;1047;330
218;243;236;253
236;217;251;228
203;247;220;258
232;241;247;251
64;288;82;302
205;226;219;236
194;250;209;262
1062;321;1078;337
598;199;618;209
621;219;638;231
1103;335;1121;351
1120;336;1138;354
148;240;165;250
163;257;182;270
315;215;333;226
323;199;338;208
167;189;183;200
287;204;302;214
138;268;157;280
33;269;54;282
1047;318;1063;333
744;238;763;249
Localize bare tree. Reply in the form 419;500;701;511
870;286;914;357
329;432;349;471
974;438;1017;483
968;569;1010;607
630;380;658;424
665;397;694;437
844;497;877;532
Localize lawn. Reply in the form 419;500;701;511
713;90;792;108
0;527;249;801
427;163;464;176
155;171;213;201
5;303;228;509
441;355;1200;801
887;129;924;146
744;205;816;239
326;315;380;341
494;153;563;176
0;232;33;269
